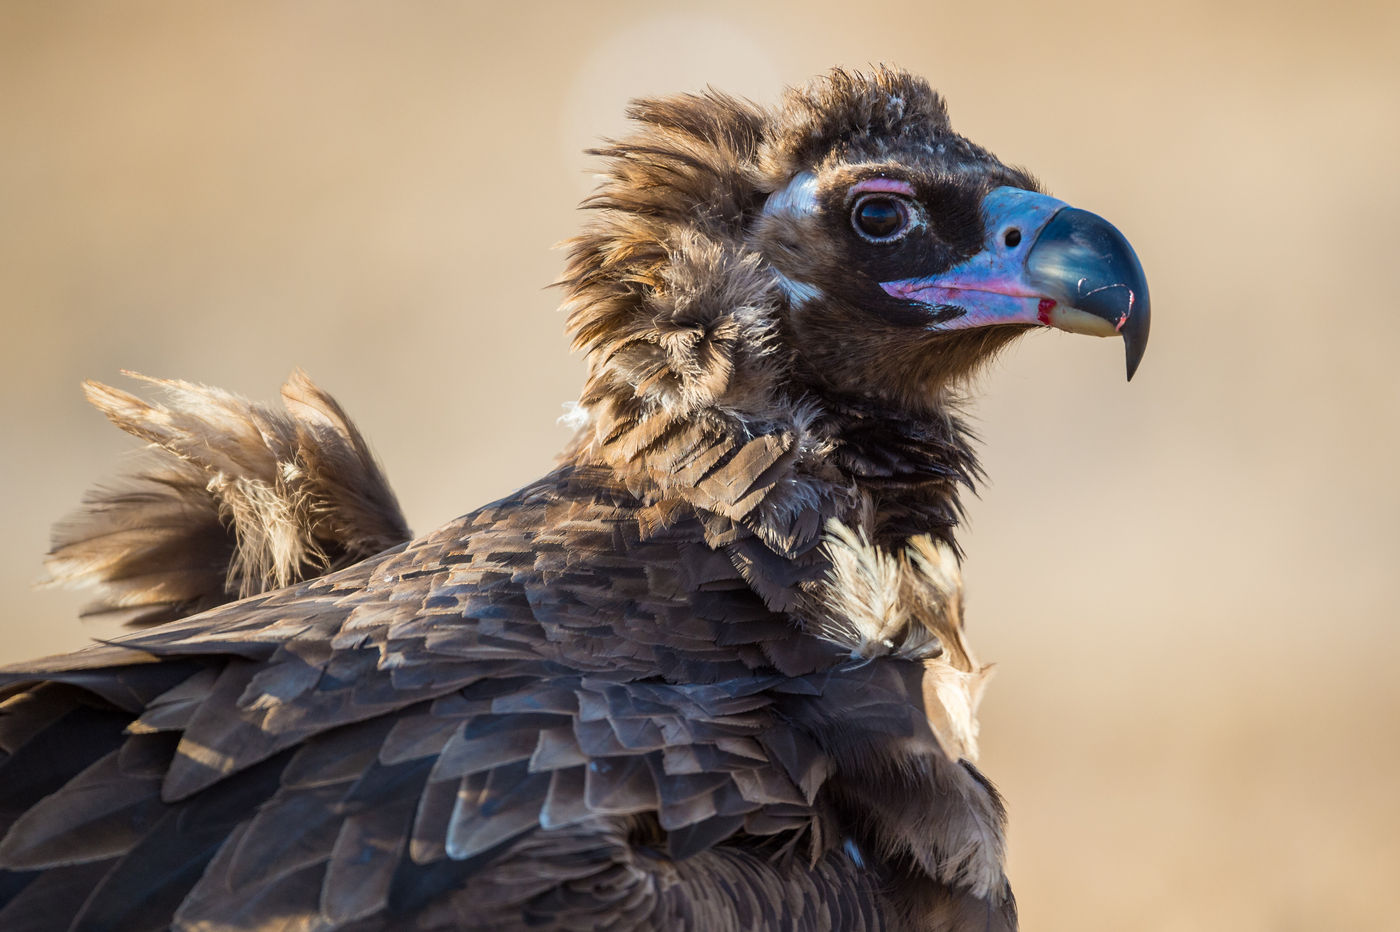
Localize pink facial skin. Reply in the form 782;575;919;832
850;177;917;197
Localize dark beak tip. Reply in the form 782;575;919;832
1121;296;1150;381
1024;205;1151;382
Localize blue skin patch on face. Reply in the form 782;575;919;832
879;187;1070;331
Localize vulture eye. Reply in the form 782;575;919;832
851;195;910;242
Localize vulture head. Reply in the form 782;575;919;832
567;66;1148;429
565;65;1149;574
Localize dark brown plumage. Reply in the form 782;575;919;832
0;66;1149;930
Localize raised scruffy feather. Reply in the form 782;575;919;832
811;522;1005;899
45;371;411;626
813;521;992;763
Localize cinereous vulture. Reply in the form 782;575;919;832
0;67;1149;931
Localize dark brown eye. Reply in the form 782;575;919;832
851;195;909;241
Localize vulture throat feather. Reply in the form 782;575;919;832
1;67;1150;932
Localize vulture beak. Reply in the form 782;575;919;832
882;187;1152;379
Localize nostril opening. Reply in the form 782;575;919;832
1003;228;1022;248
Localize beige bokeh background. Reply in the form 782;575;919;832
3;2;1397;928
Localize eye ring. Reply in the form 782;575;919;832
851;194;911;242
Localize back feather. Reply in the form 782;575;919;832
44;371;411;627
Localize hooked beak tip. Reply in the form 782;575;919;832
1123;298;1149;381
1025;205;1151;381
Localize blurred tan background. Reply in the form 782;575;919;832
2;1;1397;928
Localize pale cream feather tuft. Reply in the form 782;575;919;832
815;521;932;659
